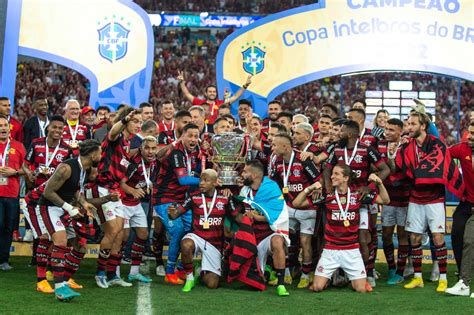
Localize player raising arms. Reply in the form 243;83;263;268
293;165;390;293
168;169;242;292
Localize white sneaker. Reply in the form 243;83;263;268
107;276;133;287
23;230;34;242
95;273;109;289
367;276;376;288
470;293;474;298
445;280;470;296
0;262;13;271
156;265;165;277
430;261;440;282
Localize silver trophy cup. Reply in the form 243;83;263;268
211;132;248;185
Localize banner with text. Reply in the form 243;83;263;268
216;0;473;117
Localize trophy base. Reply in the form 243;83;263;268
219;170;239;186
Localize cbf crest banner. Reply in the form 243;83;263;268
216;0;473;118
0;0;153;110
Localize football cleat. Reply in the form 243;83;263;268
165;273;184;285
387;274;404;285
445;280;470;296
55;285;80;302
95;272;109;289
128;273;152;283
176;269;187;280
36;279;54;294
156;265;166;277
297;277;310;289
66;278;83;289
107;276;132;287
182;279;196;293
367;276;376;288
404;277;424;289
284;275;292;285
436;280;448;293
276;285;289;296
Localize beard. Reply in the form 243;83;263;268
243;177;253;186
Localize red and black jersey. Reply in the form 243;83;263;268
269;151;321;209
359;128;378;148
96;133;131;191
122;153;158;206
326;141;382;189
154;142;201;204
25;137;73;187
378;140;411;207
179;190;238;250
308;190;377;250
158;120;175;132
157;130;178;147
25;182;46;207
62;121;90;156
237;188;273;244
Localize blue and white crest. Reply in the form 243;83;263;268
242;45;265;75
98;20;130;63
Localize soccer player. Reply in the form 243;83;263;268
217;104;231;117
381;118;411;285
158;101;175;132
320;103;339;119
168;169;242;292
269;134;321;288
313;115;332;146
236;100;253;132
291;114;309;132
158;110;192;147
324;120;390;288
139;102;154;122
396;112;463;292
62;100;90;155
277;112;293;134
294;165;390;293
153;123;202;284
262;100;282;130
25;116;73;186
178;70;251;124
346;108;378;147
130;120;158;150
118;136;159;284
93;106;142;288
239;160;290;296
38;139;101;301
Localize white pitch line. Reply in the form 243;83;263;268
136;262;152;315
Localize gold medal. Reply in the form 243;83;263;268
202;220;210;229
41;167;49;175
344;220;350;227
146;187;151;194
282;187;289;194
340;197;346;204
70;140;78;149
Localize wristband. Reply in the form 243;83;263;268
62;202;79;217
304;188;310;194
243;84;249;89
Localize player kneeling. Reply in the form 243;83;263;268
168;169;241;292
293;165;390;293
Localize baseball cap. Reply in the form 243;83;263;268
81;106;96;115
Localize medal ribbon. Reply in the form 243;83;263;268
68;121;79;142
282;151;295;188
38;117;49;137
335;188;351;222
0;140;10;167
45;140;60;168
201;190;218;224
77;157;86;194
344;139;359;166
141;158;152;191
